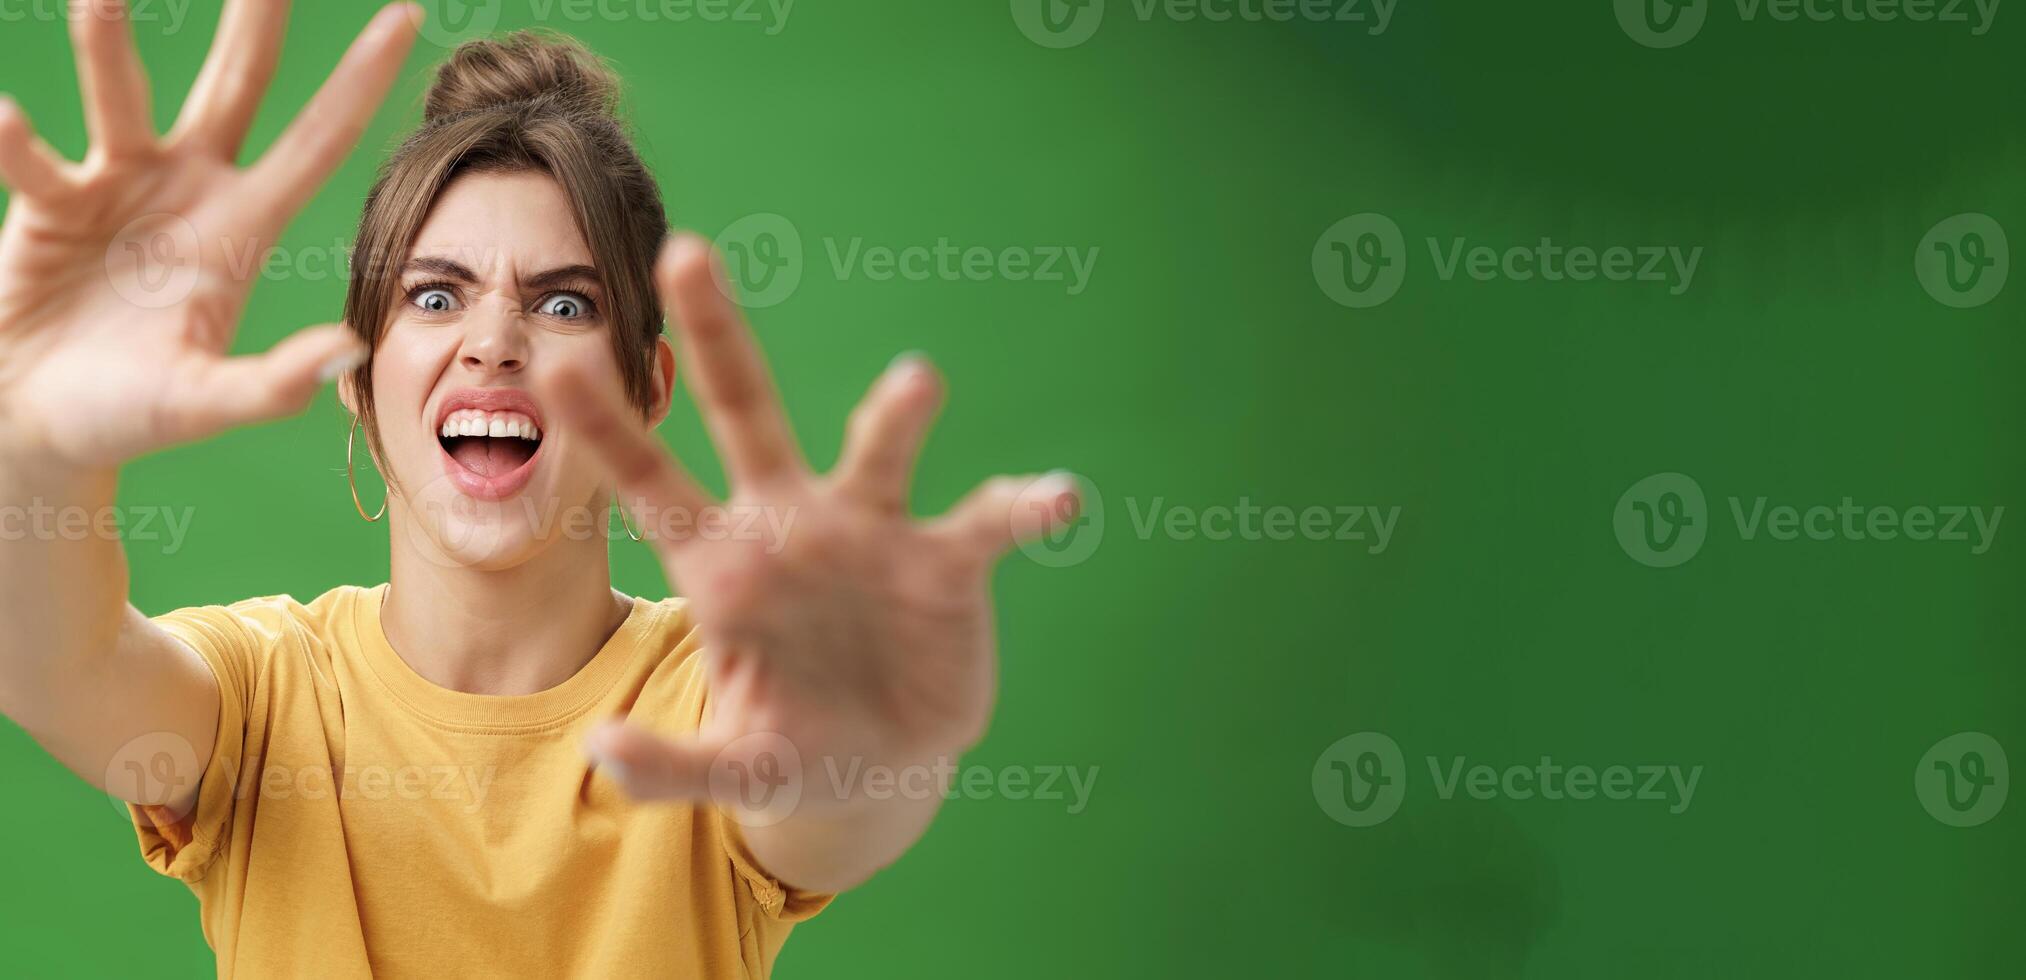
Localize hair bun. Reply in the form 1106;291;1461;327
424;30;619;123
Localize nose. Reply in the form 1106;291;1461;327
455;300;530;376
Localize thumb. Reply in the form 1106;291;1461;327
584;722;807;826
167;325;363;441
583;720;722;802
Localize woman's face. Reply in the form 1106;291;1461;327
364;170;665;570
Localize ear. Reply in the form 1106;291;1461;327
646;334;677;427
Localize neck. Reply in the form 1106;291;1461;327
381;505;630;697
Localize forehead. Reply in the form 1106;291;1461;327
407;170;593;272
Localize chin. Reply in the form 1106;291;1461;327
396;483;570;572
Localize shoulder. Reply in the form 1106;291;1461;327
632;594;699;660
621;594;709;709
155;584;370;639
149;586;376;688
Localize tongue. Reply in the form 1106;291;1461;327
450;438;535;478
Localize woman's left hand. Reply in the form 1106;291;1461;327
538;234;1078;889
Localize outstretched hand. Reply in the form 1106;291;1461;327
0;0;418;471
542;236;1079;867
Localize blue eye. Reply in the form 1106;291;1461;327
412;287;460;313
537;292;594;319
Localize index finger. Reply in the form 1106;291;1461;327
662;234;806;487
69;0;155;160
171;0;292;160
536;359;716;549
244;3;417;216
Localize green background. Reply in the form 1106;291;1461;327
2;0;2021;976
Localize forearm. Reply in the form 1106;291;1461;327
0;455;131;725
0;451;218;805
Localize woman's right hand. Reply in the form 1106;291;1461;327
0;0;419;474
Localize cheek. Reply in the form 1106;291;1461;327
369;326;459;448
373;325;456;401
545;330;622;377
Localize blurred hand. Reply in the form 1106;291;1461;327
0;0;419;472
549;235;1080;824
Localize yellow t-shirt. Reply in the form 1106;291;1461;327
130;584;830;979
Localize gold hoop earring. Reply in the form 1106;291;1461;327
614;493;642;542
347;415;388;523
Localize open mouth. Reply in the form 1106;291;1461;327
435;389;545;501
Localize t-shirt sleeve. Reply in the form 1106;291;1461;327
129;602;275;883
718;812;835;923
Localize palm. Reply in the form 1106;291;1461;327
544;237;1079;818
0;1;417;469
675;486;1000;767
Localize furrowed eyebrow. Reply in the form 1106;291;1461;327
525;265;603;293
401;257;480;283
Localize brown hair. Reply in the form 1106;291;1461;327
344;30;668;469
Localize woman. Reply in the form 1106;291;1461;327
0;3;1078;976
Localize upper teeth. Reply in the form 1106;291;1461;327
441;410;540;441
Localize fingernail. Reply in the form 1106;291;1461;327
888;351;936;383
670;233;710;263
317;347;367;383
581;720;629;759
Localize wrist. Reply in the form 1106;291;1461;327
734;755;950;895
0;441;119;505
796;748;960;817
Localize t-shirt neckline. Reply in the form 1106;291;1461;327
350;583;659;733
